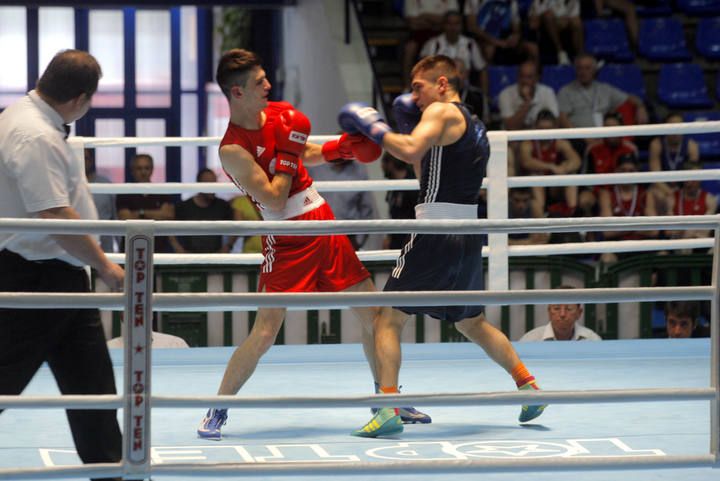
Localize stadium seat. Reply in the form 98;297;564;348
583;18;634;62
597;63;646;100
696;17;720;61
657;63;713;109
683;111;720;160
636;0;672;16
701;161;720;197
638;18;691;62
488;65;517;108
677;0;720;15
540;64;574;93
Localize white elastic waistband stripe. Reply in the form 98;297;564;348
262;187;325;220
415;202;478;220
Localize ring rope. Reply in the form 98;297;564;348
0;286;710;311
0;215;718;236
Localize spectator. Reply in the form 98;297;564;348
382;153;418;249
307;159;380;250
508;187;550;245
455;57;487;121
518;109;580;218
648;113;701;215
420;10;487;83
666;162;717;250
598;152;657;263
499;60;558;130
592;0;638;50
169;168;237;254
84;148;116;252
116;153;175;252
230;195;263;253
402;0;459;88
464;0;539;65
664;301;709;339
107;330;190;348
583;112;638;175
528;0;583;64
558;53;647;130
519;286;602;341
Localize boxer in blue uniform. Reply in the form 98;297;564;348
338;55;547;437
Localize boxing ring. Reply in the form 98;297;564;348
0;122;719;479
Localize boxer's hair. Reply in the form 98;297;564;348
37;49;102;103
664;301;699;321
216;48;263;99
411;55;461;92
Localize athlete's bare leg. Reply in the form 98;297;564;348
374;307;410;388
345;277;382;382
455;313;522;373
217;305;286;395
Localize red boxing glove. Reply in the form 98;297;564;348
274;109;311;176
321;133;382;164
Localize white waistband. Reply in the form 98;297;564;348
415;202;479;220
261;186;325;220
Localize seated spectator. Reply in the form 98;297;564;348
116;153;175;252
402;0;458;88
598;152;657;263
558;53;647;130
382;153;418;249
518;110;580;218
519;285;602;341
592;0;638;50
664;301;709;339
84;149;116;253
528;0;583;64
648;113;701;215
455;58;487;121
230;195;263;254
107;330;190;348
464;0;539;65
583;112;638;175
666;162;717;251
169;168;237;254
499;60;559;130
307;159;380;250
420;10;486;80
508;187;550;245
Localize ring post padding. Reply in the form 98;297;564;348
712;227;720;460
487;131;509;290
122;221;154;480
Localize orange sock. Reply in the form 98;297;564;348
510;363;535;388
379;386;399;415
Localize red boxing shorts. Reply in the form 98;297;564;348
259;202;370;293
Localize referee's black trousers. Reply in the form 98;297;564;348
0;249;122;481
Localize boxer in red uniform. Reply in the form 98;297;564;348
197;49;429;440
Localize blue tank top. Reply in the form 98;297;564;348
418;102;489;205
661;136;690;171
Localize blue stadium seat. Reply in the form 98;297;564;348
583;19;634;62
701;161;720;197
540;64;575;93
677;0;720;15
517;0;533;17
597;63;646;100
696;17;720;61
639;18;691;62
683;111;720;160
488;65;517;108
636;0;672;16
657;63;713;108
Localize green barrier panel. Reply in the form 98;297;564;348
160;267;208;347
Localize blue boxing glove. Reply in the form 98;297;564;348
392;93;421;134
338;102;392;144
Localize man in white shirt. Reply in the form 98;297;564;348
520;286;602;341
0;49;126;481
498;60;558;130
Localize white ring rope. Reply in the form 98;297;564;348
86;168;720;195
0;286;710;311
0;215;718;236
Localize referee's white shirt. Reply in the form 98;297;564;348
0;90;98;265
519;322;602;342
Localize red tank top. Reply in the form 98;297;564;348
611;185;647;240
219;101;313;206
532;140;559;165
673;189;707;216
587;141;637;175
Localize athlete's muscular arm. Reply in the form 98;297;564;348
382;103;462;164
220;144;292;211
300;142;324;166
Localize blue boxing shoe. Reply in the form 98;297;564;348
197;408;228;440
371;383;432;424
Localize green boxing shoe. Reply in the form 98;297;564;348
352;407;404;438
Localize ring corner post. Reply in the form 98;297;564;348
710;227;719;461
487;131;509;292
122;220;155;480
